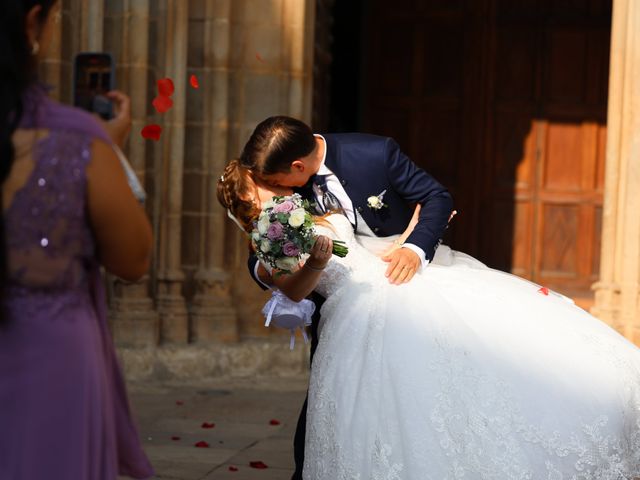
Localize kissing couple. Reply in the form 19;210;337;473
217;116;640;479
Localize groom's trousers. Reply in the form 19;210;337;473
291;292;323;480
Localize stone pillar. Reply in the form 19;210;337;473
283;0;315;121
106;0;160;348
591;0;640;342
187;0;239;343
156;0;190;343
224;0;317;337
80;0;103;51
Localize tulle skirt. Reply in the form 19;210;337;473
304;246;640;479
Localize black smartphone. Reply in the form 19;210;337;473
73;52;114;120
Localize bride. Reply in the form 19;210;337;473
218;161;640;479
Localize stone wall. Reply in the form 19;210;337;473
591;0;640;341
40;0;316;379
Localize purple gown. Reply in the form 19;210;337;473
0;84;154;479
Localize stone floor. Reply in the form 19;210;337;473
121;376;309;480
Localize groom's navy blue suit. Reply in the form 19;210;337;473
247;133;452;479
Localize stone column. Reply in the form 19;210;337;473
591;0;640;343
106;0;160;349
80;0;103;51
283;0;315;121
156;0;190;343
187;0;239;343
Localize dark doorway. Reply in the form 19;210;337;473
317;0;611;302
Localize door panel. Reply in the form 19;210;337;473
362;0;610;296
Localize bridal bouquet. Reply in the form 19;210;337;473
251;194;348;274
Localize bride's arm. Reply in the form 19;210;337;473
381;205;421;257
267;235;334;303
381;206;457;258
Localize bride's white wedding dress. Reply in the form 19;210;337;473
304;213;640;480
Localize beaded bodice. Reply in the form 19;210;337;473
5;130;95;299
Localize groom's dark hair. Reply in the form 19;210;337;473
239;116;316;175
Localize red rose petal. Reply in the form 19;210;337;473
157;77;175;97
175;400;184;406
171;436;181;441
201;422;215;429
228;466;239;472
141;124;162;141
152;95;173;113
269;419;280;425
255;53;265;62
190;74;199;89
195;441;210;448
250;461;268;469
538;287;549;296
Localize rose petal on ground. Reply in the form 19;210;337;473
538;287;549;296
175;400;184;406
250;461;268;469
152;95;173;113
157;77;175;97
190;74;199;89
195;441;210;448
141;124;162;141
201;422;215;429
171;436;181;441
228;466;239;472
255;53;265;62
269;419;281;425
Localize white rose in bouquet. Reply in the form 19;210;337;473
288;208;307;227
275;256;299;271
260;239;271;253
257;214;271;234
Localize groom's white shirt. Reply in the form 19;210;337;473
314;135;428;269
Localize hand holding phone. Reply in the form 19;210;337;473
101;90;131;149
73;52;114;120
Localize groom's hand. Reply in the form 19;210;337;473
383;248;421;285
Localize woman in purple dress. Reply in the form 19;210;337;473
0;1;154;479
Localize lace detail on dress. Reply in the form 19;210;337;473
5;130;95;291
429;342;640;479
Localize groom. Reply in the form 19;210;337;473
240;116;452;479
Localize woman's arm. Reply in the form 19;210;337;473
381;205;421;257
267;235;334;302
87;139;153;281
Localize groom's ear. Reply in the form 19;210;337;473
290;160;306;173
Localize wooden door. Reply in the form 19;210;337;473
363;0;487;255
362;0;611;297
481;0;610;294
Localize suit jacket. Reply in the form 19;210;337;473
247;133;453;289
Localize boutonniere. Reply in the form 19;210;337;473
367;189;388;210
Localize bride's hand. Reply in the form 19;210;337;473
306;235;333;271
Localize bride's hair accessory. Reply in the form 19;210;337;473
367;189;388;210
227;209;246;233
216;160;261;232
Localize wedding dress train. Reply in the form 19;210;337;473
303;213;640;480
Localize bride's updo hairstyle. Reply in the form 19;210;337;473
216;160;261;233
239;115;316;176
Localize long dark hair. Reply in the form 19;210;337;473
239;116;316;176
0;0;57;322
